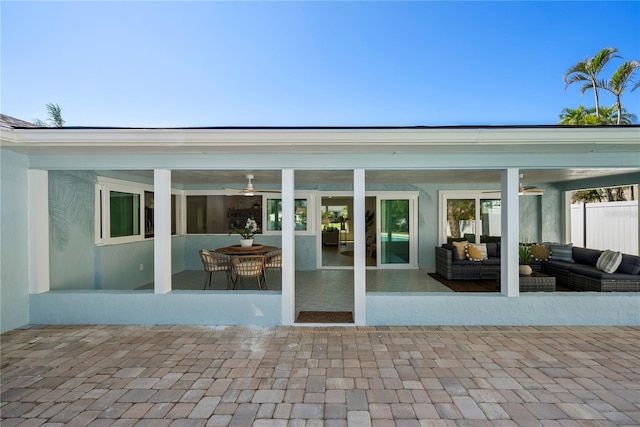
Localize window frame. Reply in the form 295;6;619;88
95;176;182;246
438;190;502;245
262;194;315;236
181;190;315;236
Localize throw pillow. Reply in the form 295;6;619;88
465;245;483;261
618;254;640;275
530;244;550;261
550;243;574;263
469;243;488;260
452;241;468;260
596;250;623;274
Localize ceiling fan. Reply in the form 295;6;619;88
224;174;281;196
483;174;544;196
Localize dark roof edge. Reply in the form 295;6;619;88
0;113;38;129
8;124;640;130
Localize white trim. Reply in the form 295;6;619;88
5;127;639;157
501;169;520;297
316;190;419;270
281;170;295;325
353;170;366;325
375;193;419;269
438;190;504;245
154;170;172;294
262;193;316;236
28;170;50;294
95;176;182;245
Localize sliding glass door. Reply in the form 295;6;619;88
378;196;417;267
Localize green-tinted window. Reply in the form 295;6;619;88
267;199;307;231
110;191;140;238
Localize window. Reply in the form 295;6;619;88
110;191;140;238
440;191;502;244
144;191;178;238
183;193;312;235
186;195;262;234
266;198;308;231
96;177;181;245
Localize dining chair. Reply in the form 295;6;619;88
199;249;232;290
231;255;266;290
263;249;282;288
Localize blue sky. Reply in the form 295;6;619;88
2;1;639;127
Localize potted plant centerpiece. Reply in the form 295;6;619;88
519;242;534;275
230;217;259;247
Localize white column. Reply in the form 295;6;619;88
500;168;520;297
154;169;172;294
281;169;296;325
353;169;366;325
28;170;50;293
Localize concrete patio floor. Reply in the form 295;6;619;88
1;325;639;426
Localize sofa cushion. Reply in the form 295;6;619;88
617;254;640;275
573;247;602;266
481;258;500;266
570;264;637;280
545;259;575;270
486;242;499;258
465;245;483;261
596;250;623;274
469;243;488;260
550;243;574;263
452;241;468;260
531;244;550;261
442;244;459;261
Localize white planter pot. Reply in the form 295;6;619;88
240;239;254;248
519;265;533;276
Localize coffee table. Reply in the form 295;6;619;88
497;272;556;292
520;272;556;292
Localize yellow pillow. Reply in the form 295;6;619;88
531;244;550;261
466;245;483;261
452;241;468;259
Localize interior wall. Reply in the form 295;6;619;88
0;150;29;332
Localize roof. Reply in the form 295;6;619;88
0;114;37;129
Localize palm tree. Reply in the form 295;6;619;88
596;105;636;125
564;47;620;123
34;103;65;127
560;105;636;125
558;105;597;125
602;60;640;124
572;189;604;203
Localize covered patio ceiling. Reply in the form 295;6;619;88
123;168;640;186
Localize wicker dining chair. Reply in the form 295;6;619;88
199;249;232;290
231;255;267;290
263;249;282;288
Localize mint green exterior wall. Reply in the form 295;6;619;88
47;173;558;289
1;150;29;332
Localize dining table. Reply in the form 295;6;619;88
213;244;280;256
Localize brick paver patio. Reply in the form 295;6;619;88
1;325;639;426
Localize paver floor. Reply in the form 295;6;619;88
2;325;639;426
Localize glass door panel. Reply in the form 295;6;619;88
380;199;410;264
446;199;476;242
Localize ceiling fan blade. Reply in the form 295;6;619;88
223;187;281;194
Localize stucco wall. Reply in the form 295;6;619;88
1;150;29;332
367;293;640;326
47;172;559;289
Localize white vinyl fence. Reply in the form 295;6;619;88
571;201;639;255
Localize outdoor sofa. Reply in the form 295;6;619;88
435;242;640;292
